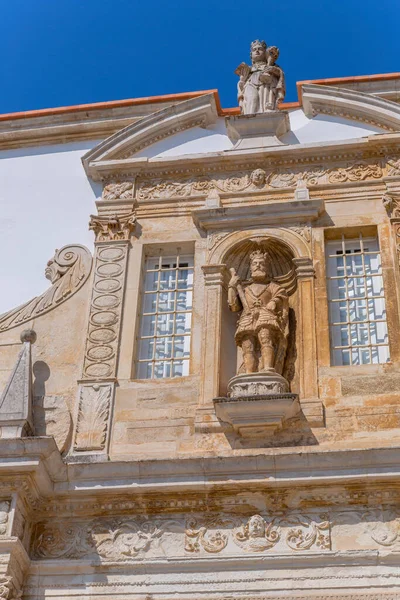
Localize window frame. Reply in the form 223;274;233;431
326;232;390;367
134;249;194;380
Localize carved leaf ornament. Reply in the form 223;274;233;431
74;384;111;451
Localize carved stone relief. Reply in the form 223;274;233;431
31;511;331;560
0;500;10;535
136;158;393;201
89;211;136;242
0;245;92;332
81;244;129;380
74;383;112;452
102;181;134;201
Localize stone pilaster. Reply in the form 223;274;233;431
293;257;324;427
73;212;136;455
195;264;228;433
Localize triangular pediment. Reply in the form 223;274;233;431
82;94;219;180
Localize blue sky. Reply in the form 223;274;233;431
1;0;399;114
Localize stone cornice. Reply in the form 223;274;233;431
0;90;221;151
3;439;400;507
192;199;325;231
82;94;219;179
302;83;400;131
85;132;400;182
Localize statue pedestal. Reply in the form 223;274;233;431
225;111;290;150
214;371;299;438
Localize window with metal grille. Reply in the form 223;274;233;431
326;234;390;366
136;253;193;379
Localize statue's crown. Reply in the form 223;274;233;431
250;39;267;51
250;249;268;263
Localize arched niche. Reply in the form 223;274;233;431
217;233;304;396
200;227;321;427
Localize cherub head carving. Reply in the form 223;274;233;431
251;169;266;187
247;515;266;538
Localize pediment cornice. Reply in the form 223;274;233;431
302;83;400;131
82;93;219;180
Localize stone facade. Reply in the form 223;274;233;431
1;67;400;599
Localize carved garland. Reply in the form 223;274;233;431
134;157;400;201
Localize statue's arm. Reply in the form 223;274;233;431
228;286;242;312
228;269;243;312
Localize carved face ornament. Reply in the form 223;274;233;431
45;257;60;283
247;515;266;538
251;169;266;187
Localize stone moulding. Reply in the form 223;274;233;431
192;199;325;231
82;94;219;180
0;245;92;332
214;393;300;438
302;83;400;131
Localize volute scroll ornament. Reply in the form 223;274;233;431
0;245;92;332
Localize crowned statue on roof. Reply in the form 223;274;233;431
235;40;285;114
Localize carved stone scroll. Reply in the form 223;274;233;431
0;245;92;332
31;511;331;560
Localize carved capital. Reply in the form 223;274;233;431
89;211;136;242
383;191;400;219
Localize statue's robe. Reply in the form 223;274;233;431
230;281;288;343
239;63;285;114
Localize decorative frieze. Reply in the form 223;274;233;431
185;513;330;553
31;511;331;561
136;158;395;201
102;181;134;201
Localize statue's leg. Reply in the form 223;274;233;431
258;328;276;371
241;335;258;373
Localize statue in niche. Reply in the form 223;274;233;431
228;250;289;375
235;40;285;114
